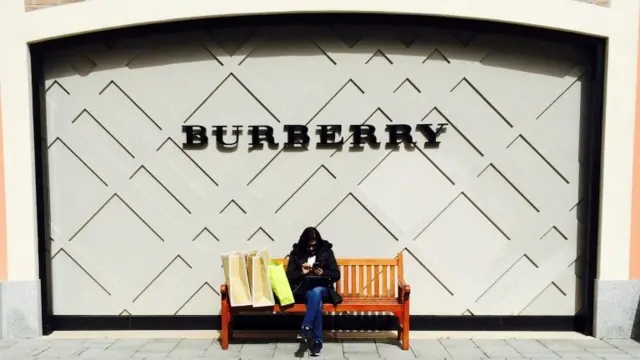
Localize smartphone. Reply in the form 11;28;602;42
312;262;322;269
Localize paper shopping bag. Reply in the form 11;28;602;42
249;252;276;307
269;261;294;306
221;252;252;307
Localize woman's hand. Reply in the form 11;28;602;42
312;267;323;275
302;263;312;275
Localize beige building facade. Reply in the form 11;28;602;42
1;0;640;339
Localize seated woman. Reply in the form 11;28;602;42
286;226;342;357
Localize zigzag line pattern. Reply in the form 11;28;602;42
43;25;590;316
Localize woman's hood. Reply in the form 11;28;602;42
291;239;334;252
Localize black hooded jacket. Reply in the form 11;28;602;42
285;240;343;305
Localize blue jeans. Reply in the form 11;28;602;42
302;286;329;341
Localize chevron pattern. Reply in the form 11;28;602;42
43;25;590;316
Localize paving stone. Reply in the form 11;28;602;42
0;346;45;357
93;348;137;358
37;345;86;357
137;338;181;353
240;342;277;358
2;336;634;359
82;339;117;346
378;350;417;359
411;340;451;358
586;350;632;357
376;340;409;354
133;352;172;358
167;348;206;357
77;346;115;358
472;339;517;355
520;354;562;359
506;340;550;351
554;351;601;357
173;338;214;350
540;340;589;352
476;348;523;358
604;340;640;349
109;338;150;350
573;340;618;351
203;343;243;358
201;350;243;360
377;344;416;359
441;340;479;348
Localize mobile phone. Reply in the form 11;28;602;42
312;262;321;269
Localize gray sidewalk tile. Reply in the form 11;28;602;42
573;340;618;350
411;340;451;358
240;342;277;358
376;341;416;359
441;339;479;348
167;348;206;357
94;348;138;358
173;338;213;350
539;340;587;352
343;342;378;355
37;345;86;357
203;343;243;357
0;336;636;360
553;351;602;358
440;339;488;358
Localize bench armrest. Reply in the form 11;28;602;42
220;284;229;301
397;277;411;302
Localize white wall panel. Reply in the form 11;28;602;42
42;25;590;316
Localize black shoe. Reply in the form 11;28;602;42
297;326;310;342
310;340;322;357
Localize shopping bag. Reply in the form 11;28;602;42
221;252;252;307
244;248;269;297
268;261;294;306
248;249;276;307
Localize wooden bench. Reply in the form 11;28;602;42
219;252;411;350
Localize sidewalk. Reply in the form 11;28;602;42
0;333;639;359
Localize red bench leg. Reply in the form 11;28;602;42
220;289;231;350
400;300;410;350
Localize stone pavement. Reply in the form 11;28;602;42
0;337;640;360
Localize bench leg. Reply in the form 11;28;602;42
220;297;231;350
400;301;410;350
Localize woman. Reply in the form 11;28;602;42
286;226;342;357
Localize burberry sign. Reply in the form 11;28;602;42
182;123;447;150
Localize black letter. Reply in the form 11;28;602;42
415;123;448;148
212;125;241;148
317;125;344;148
182;125;208;149
248;125;278;150
283;125;310;149
385;124;414;147
349;125;380;148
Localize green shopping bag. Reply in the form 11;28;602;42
268;260;295;306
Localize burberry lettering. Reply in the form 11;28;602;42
182;124;447;150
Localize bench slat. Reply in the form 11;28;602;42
382;265;388;297
366;265;373;297
374;265;380;297
272;257;400;299
337;258;398;265
390;265;396;298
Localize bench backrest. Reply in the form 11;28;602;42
275;252;404;299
